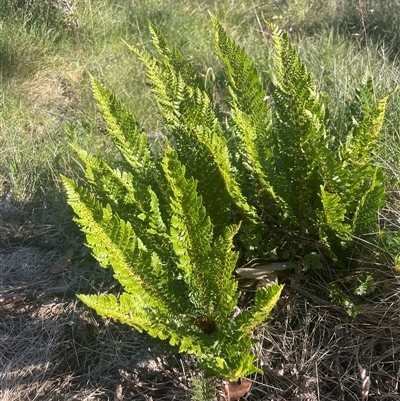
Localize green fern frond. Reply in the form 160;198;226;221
91;79;152;174
231;283;284;334
228;101;287;212
211;14;270;130
327;80;390;244
194;124;260;225
211;15;284;215
163;148;213;281
319;186;351;240
62;176;185;314
130;30;259;231
340;79;390;170
268;22;333;228
148;21;200;88
352;168;386;236
77;293;166;335
72;146;143;213
91;79;169;206
78;292;209;355
205;223;241;322
163;148;241;319
147;186;168;235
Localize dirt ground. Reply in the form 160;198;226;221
2;214;400;401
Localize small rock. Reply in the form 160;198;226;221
130;349;162;373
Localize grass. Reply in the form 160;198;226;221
1;0;400;400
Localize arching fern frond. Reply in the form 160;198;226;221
91;78;168;203
268;21;332;229
62;177;185;314
162;148;241;319
211;15;287;220
72;146;144;215
230;283;283;335
211;14;270;129
129;30;260;233
352;167;386;237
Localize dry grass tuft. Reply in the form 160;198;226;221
17;68;66;110
249;265;400;401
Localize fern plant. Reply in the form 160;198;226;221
211;16;390;263
63;144;282;380
63;14;391;381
